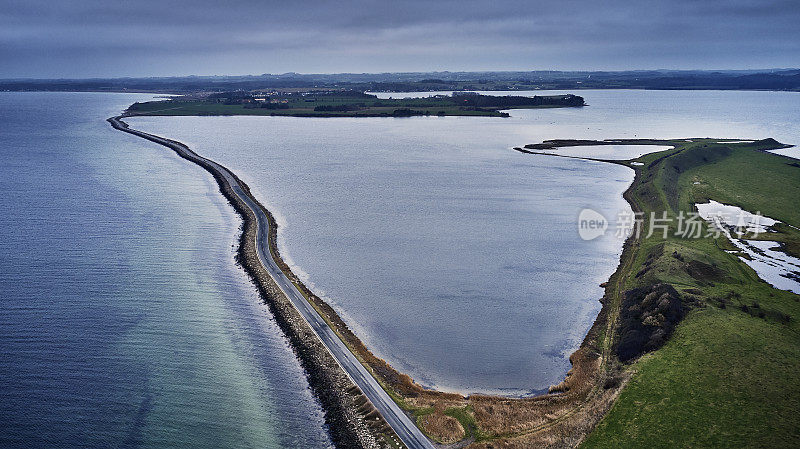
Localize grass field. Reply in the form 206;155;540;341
580;139;800;448
583;308;800;448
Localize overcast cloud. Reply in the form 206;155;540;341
1;0;798;78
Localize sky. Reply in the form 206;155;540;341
1;0;798;78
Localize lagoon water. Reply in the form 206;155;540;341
0;93;333;449
129;116;634;396
130;90;800;395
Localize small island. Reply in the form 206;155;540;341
124;90;585;118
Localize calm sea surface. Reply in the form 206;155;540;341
0;93;333;449
130;90;800;395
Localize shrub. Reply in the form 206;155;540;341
615;284;684;362
391;108;423;117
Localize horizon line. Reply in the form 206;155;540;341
2;68;799;82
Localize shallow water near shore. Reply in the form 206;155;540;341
0;93;333;448
131;89;800;395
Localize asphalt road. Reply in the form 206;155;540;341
110;117;434;449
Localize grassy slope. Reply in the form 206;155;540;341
585;309;800;448
582;141;800;448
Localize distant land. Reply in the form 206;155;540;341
123;91;586;118
2;69;799;94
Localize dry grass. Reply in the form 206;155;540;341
419;411;466;444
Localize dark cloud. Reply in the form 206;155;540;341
0;0;797;78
